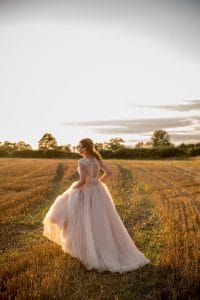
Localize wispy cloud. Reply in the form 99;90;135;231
63;115;199;135
127;132;200;143
169;133;200;142
135;100;200;112
62;110;200;143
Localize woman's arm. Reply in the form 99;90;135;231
73;160;87;189
99;160;112;182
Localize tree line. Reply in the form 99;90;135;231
0;130;199;159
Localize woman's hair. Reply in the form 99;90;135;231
79;138;102;161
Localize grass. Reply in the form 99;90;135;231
0;158;199;299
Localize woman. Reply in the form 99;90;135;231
42;138;151;273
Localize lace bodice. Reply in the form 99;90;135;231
77;157;101;185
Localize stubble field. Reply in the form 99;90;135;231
0;158;199;299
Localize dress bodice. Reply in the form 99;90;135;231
77;157;101;185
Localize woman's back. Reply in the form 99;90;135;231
77;157;112;185
78;157;111;177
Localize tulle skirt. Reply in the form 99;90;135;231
42;179;151;274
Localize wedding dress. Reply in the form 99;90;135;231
42;157;151;273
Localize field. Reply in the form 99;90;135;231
0;158;199;299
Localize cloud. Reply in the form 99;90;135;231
169;133;200;143
63;115;199;135
127;133;200;144
136;100;200;112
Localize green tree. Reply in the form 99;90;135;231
135;142;144;149
16;141;32;150
94;142;104;152
0;141;17;150
38;133;57;150
150;129;171;147
56;145;71;152
104;138;125;151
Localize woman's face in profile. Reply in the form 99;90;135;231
77;143;87;156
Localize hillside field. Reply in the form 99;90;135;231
0;158;199;299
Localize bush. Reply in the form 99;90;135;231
189;147;200;156
155;146;188;158
0;146;195;159
0;149;79;159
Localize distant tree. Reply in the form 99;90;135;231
135;142;144;149
16;141;32;150
0;141;17;150
38;133;57;150
56;145;71;152
94;143;104;152
150;130;171;147
144;141;153;148
63;144;71;152
103;138;125;151
179;143;186;148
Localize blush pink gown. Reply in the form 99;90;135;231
42;157;151;273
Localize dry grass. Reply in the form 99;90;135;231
123;159;200;298
0;158;199;299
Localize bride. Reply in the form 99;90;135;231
42;138;151;273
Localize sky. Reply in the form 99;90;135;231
0;0;200;149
